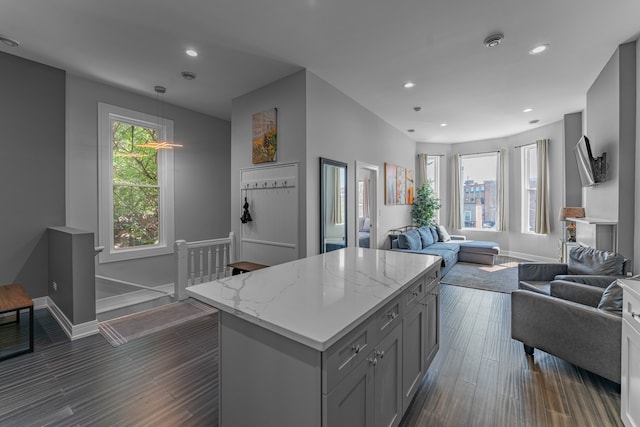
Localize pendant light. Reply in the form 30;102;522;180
138;85;183;150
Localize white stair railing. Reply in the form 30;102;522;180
175;232;235;301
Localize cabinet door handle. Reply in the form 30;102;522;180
387;312;397;320
632;312;640;320
375;350;385;359
368;357;378;366
352;344;361;354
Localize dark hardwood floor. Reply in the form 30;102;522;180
0;284;622;426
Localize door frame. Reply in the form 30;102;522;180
355;161;379;249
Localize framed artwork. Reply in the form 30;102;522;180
252;108;277;164
385;163;396;205
396;167;406;204
385;163;415;205
406;170;415;205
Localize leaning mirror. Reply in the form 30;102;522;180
320;157;348;253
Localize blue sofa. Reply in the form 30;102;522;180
389;226;500;276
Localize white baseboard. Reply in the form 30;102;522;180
502;250;557;263
45;297;99;340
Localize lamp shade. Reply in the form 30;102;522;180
558;207;585;221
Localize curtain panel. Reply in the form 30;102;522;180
535;139;550;234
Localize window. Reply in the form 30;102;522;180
425;155;440;223
521;144;537;233
460;152;498;230
98;103;175;263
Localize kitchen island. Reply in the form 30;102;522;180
187;247;441;427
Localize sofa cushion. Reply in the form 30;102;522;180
567;246;625;275
429;227;439;244
418;227;435;247
398;229;422;250
597;281;623;314
437;225;451;242
428;242;461;253
458;241;500;255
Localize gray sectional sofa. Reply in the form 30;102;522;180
389;225;500;276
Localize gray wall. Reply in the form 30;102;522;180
66;75;231;286
306;71;417;252
0;52;66;298
585;41;636;269
563;112;583;207
230;70;308;258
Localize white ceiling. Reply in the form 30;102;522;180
2;0;640;143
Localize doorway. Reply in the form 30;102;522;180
355;161;379;248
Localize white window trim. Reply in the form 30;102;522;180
460;152;499;231
98;103;175;263
521;143;536;234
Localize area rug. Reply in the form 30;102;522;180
99;299;217;347
440;256;522;293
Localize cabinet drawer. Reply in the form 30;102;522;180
374;296;402;341
424;266;439;287
323;322;374;394
404;278;425;312
623;286;640;334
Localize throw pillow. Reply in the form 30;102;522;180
567;245;625;275
418;227;434;247
597;281;623;314
437;225;451;242
398;229;422;250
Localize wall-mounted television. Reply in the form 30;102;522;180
574;135;606;187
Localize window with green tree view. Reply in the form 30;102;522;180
98;103;175;262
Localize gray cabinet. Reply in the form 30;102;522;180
620;279;640;427
374;324;403;427
402;272;440;411
402;295;426;410
324;351;374;427
324;324;403;427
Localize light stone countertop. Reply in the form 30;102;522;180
187;247;440;351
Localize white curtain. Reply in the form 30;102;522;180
363;178;370;219
496;149;506;231
332;167;344;224
535;139;550;234
417;153;429;188
449;154;462;229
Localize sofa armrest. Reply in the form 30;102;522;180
511;290;621;383
518;262;568;282
553;274;619;289
449;234;466;240
550;280;604;307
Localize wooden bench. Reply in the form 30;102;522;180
228;261;269;276
0;284;34;360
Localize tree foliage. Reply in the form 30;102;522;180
411;180;442;227
112;122;160;248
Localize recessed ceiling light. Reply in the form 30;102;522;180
185;49;198;57
529;119;540;124
483;33;504;48
181;71;197;80
413;106;422;112
440;123;448;127
0;35;20;47
407;129;415;133
403;81;415;89
529;44;549;55
523;108;533;113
